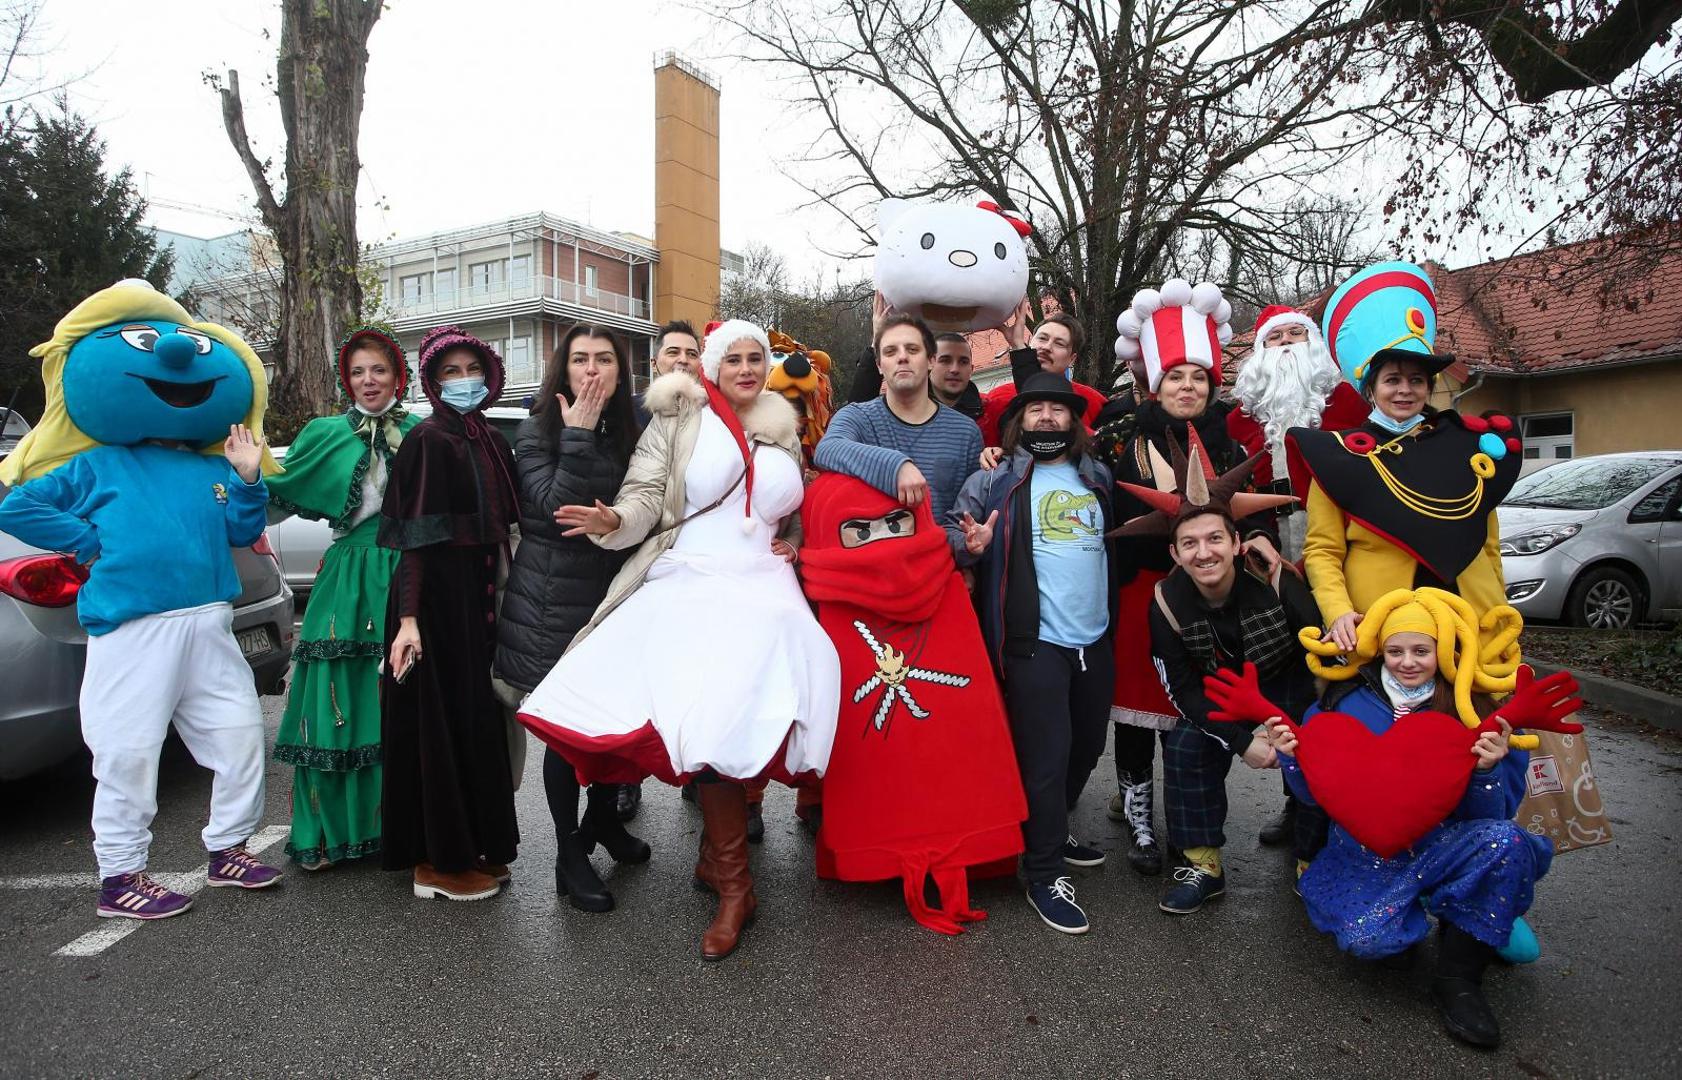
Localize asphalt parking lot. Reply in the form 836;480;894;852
0;698;1676;1079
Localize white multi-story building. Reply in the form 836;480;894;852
160;211;736;401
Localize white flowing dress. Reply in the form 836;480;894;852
519;410;840;784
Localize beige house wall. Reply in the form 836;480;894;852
1444;358;1682;455
654;62;720;332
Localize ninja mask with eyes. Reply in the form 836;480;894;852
798;472;1026;935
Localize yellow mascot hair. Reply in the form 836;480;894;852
1298;587;1535;748
0;280;279;486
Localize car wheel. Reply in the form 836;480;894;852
1566;566;1643;630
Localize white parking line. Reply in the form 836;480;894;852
43;824;290;958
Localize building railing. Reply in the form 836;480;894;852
388;273;651;320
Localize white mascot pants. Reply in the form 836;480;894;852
79;602;266;878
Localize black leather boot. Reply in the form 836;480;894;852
1259;797;1296;847
615;783;642;822
555;829;613;913
745;801;764;844
582;784;652;864
1432;922;1502;1049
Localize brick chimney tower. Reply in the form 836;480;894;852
653;52;721;333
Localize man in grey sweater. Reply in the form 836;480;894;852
814;313;982;553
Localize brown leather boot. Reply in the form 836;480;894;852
412;863;501;901
693;821;718;893
696;781;757;960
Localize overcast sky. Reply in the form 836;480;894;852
19;0;1567;289
26;0;856;275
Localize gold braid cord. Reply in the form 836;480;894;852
1298;588;1535;749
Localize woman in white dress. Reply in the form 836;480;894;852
518;319;840;960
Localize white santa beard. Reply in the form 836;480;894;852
1234;340;1342;462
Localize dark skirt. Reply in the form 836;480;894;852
380;544;519;873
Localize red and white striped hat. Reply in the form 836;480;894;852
1113;279;1233;394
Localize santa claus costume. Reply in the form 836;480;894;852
1226;305;1369;561
798;473;1026;933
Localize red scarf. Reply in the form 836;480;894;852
703;377;756;524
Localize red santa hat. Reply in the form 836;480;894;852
1113;279;1233;394
1252;305;1319;348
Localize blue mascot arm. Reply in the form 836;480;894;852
223;466;269;548
0;456;104;563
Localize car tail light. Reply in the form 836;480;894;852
251;533;276;557
0;554;89;608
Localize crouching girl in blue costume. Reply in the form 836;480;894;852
1205;587;1581;1051
0;280;284;920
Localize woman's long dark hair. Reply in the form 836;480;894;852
533;324;642;464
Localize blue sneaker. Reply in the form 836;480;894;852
1159;864;1226;914
1027;876;1089;935
1062;835;1106;868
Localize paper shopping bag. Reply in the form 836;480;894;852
1516;728;1612;853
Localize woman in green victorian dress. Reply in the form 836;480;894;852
265;328;419;868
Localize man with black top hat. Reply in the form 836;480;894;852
950;366;1118;935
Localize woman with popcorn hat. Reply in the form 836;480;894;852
1098;279;1281;878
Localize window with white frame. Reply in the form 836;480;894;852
469;260;505;294
511;254;532;289
506;335;534;385
434;268;456;306
1521;413;1574;464
399;272;431;305
584;265;598;296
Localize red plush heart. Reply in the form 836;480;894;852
1295;710;1480;858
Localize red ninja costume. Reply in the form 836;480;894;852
798;473;1026;934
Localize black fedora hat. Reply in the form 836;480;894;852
1003;369;1086;422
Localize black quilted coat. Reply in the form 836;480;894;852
494;415;632;693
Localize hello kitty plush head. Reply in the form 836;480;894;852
874;198;1031;332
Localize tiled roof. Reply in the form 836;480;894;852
1429;241;1682;375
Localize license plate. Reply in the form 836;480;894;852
237;626;276;659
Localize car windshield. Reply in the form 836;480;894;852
1505;457;1680;511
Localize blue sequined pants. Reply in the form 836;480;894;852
1301;819;1553;960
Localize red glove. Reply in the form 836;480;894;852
1204;662;1291;726
1491;664;1585;735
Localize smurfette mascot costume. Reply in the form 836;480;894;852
0;280;283;920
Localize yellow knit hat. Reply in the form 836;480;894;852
1379;599;1436;641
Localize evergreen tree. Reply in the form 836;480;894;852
0;98;173;426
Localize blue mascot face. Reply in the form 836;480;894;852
61;320;254;447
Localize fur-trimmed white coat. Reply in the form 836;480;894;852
568;372;804;652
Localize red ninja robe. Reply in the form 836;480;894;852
798;473;1026;934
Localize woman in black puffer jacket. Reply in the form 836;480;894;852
495;324;650;912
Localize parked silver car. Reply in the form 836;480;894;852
0;465;296;780
1498;451;1682;629
267;403;529;601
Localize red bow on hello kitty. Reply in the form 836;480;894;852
976;200;1032;237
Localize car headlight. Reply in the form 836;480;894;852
1499;523;1582;557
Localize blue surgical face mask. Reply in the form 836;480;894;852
1367;406;1424;436
439;376;488;413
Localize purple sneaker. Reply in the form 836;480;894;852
207;844;283;889
98;872;194;920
